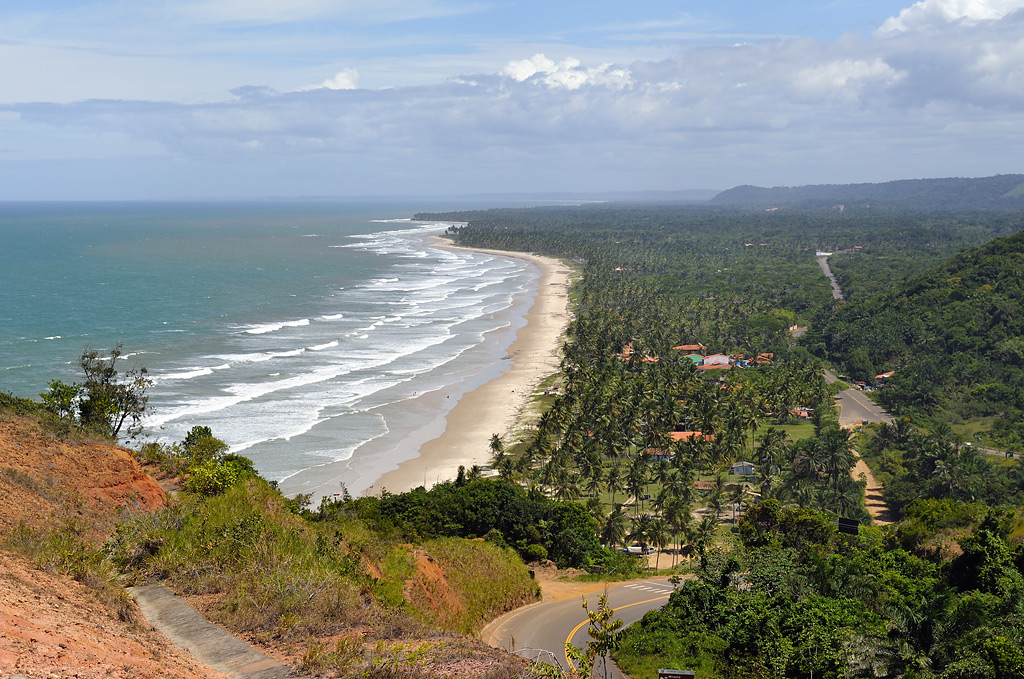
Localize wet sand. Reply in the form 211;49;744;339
369;238;571;494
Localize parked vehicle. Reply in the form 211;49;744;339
624;545;655;555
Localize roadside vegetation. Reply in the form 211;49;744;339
616;500;1024;679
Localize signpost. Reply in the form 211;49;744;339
837;517;860;535
658;671;696;679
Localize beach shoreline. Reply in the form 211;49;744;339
366;236;572;495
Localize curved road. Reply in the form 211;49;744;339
482;578;676;676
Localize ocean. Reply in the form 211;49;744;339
0;201;538;498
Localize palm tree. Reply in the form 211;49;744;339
695;514;718;557
754;463;778;500
601;507;628;549
729;482;747;523
584;469;605;498
662;498;688;567
488;433;504;463
605;462;623;507
625;458;648;518
627;514;655;554
834;475;864;518
650;517;669;571
757;427;790;468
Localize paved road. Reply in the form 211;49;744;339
976;445;1018;460
481;579;676;676
835;387;893;428
824;371;894;428
816;255;845;301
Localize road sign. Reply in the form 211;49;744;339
837;517;860;535
658;671;696;679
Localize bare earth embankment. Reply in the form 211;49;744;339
0;413;225;679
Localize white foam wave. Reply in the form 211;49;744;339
156;367;214;382
211;348;306;363
317;313;345;321
308;341;338;351
244;318;310;335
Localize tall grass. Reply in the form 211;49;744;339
415;538;540;635
3;519;138;623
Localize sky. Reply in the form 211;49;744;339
1;0;1022;200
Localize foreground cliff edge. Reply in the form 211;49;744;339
0;397;544;678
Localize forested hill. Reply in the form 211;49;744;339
804;227;1024;447
711;174;1024;211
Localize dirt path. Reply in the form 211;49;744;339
129;585;302;679
852;451;893;525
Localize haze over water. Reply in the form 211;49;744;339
0;202;538;497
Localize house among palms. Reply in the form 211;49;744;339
730;461;755;476
644;447;672;463
697;354;732;370
672;343;706;354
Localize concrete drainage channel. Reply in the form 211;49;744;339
129;585;304;679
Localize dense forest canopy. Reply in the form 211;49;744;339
421;202;1024;450
805;228;1024;450
417;195;1024;678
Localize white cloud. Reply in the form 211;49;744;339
4;1;1024;197
320;68;360;90
793;58;904;101
878;0;1024;34
501;54;558;81
500;53;632;90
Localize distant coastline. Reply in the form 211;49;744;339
368;236;572;495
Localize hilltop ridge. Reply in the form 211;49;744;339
711;173;1024;211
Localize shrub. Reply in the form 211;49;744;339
185;455;256;496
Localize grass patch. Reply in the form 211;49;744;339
2;519;138;624
414;538;539;635
770;421;816;443
952;416;997;442
1;467;63;503
110;476;542;645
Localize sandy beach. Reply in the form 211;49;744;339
368;237;572;495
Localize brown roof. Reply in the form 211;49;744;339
669;431;715;442
672;344;705;351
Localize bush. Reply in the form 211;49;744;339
185;456;255;496
521;543;548;563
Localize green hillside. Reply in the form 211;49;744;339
711;174;1024;211
804;228;1024;448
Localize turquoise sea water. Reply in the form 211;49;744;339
0;202;537;497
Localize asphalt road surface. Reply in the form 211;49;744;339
835;387;893;428
481;578;677;677
824;370;894;428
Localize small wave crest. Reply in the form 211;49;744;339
243;318;311;335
